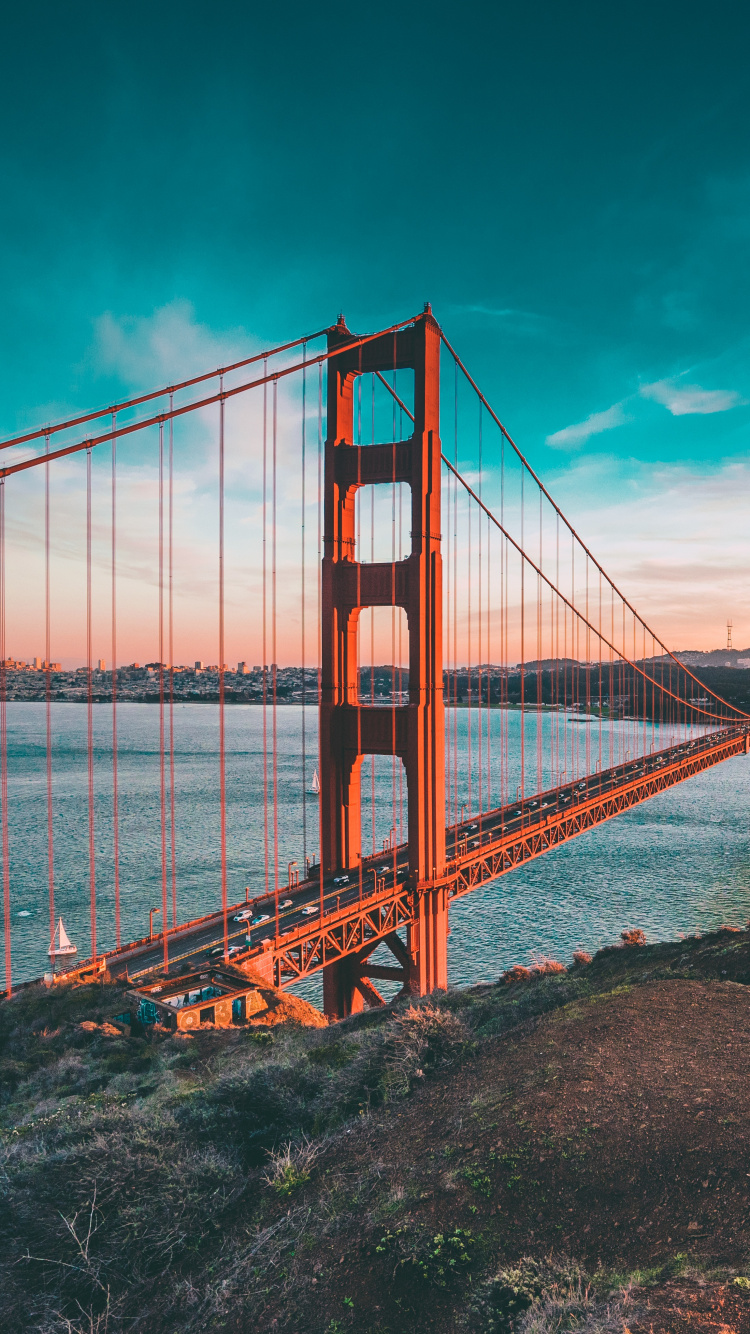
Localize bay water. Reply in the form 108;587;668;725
4;703;749;1001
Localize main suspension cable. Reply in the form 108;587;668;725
1;319;419;480
0;328;330;454
443;454;749;725
440;330;734;711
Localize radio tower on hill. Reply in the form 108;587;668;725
727;619;733;651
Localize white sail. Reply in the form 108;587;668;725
49;917;77;957
309;767;320;795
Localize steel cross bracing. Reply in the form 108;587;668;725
257;725;750;990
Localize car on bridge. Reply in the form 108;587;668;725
251;913;271;925
333;874;350;886
301;904;320;916
279;898;293;910
233;909;252;921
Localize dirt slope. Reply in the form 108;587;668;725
260;978;750;1332
6;929;750;1332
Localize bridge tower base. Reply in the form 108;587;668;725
319;309;446;1021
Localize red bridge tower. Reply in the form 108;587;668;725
320;308;447;1018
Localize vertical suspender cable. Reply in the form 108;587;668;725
444;456;450;829
45;435;55;954
453;359;458;827
487;510;491;808
159;420;168;970
533;496;539;795
464;474;469;816
398;394;404;841
262;363;269;898
86;449;97;963
609;585;614;768
650;628;655;749
168;400;177;927
595;570;600;773
585;559;591;774
519;471;525;807
500;433;507;811
272;381;279;901
356;359;363;905
477;406;482;827
219;383;228;957
317;364;324;914
552;515;557;786
301;346;307;869
369;384;375;851
111;414;121;947
0;481;10;994
642;622;647;759
391;359;397;872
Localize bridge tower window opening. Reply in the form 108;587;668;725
354;481;411;565
359;752;408;857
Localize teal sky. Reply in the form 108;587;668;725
1;1;749;649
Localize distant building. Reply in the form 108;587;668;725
97;659;105;672
237;662;249;674
194;660;204;671
33;656;42;670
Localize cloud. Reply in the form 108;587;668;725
544;455;750;650
545;402;630;449
91;300;253;390
640;378;746;416
449;304;557;338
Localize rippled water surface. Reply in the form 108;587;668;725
4;703;750;993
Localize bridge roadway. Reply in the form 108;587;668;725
100;723;749;989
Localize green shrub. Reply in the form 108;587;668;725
467;1256;587;1333
375;1223;475;1288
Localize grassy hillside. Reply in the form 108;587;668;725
3;929;750;1332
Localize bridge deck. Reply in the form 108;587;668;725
88;725;749;990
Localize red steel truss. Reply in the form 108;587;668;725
232;726;749;998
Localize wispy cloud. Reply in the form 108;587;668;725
640;378;746;415
90;300;252;389
545;402;630;450
546;456;750;649
449;304;557;338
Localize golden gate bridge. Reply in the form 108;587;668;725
1;306;748;1017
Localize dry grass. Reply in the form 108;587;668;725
502;960;566;985
5;927;750;1331
620;928;647;946
262;1134;325;1195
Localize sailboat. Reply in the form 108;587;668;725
48;918;77;959
307;767;321;796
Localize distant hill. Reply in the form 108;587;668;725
674;647;750;668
